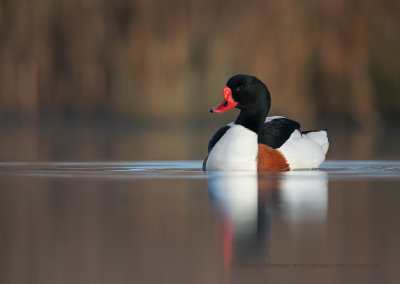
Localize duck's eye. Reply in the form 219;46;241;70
236;85;244;91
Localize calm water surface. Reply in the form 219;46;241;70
0;161;399;284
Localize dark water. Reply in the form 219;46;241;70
0;161;399;284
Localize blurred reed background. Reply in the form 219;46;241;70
0;0;399;161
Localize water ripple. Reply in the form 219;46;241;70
0;160;399;180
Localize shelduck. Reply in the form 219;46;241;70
203;74;329;171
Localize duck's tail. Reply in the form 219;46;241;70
301;130;329;155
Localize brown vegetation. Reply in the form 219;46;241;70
1;0;399;126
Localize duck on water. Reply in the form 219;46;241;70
203;74;329;171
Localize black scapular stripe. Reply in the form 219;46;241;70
258;118;301;149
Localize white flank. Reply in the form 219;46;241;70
279;130;326;169
206;125;258;171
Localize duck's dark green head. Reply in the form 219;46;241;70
210;74;272;133
210;74;271;115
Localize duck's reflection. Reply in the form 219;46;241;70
279;171;328;224
207;170;328;272
208;172;274;259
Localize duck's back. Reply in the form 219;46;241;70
258;117;328;170
277;130;328;170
